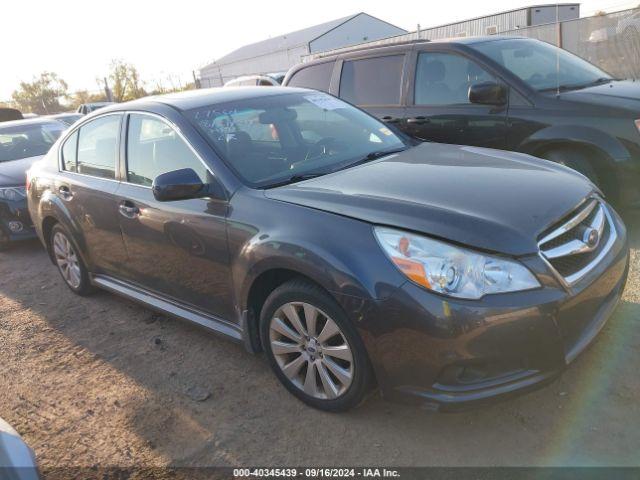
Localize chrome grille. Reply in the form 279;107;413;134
538;198;616;286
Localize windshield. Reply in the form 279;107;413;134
0;121;65;163
186;92;407;187
472;38;612;92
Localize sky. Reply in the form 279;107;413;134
2;0;638;101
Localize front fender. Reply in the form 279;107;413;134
519;125;630;163
227;191;407;315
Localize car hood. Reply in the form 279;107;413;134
558;80;640;112
0;156;42;187
265;143;595;256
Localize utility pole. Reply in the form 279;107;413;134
192;70;200;89
103;77;114;102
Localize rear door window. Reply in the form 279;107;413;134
126;114;210;187
339;55;404;106
76;115;121;179
286;62;334;92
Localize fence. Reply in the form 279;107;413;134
505;7;640;80
305;7;640;81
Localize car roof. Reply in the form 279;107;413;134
430;35;529;45
300;35;531;63
103;86;315;112
0;117;67;129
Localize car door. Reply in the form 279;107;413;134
404;49;508;149
337;53;407;127
115;112;233;319
57;113;128;274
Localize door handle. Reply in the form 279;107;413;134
406;116;430;125
118;201;140;219
58;185;73;200
381;116;400;124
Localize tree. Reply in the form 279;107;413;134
108;60;146;102
11;72;68;114
67;89;107;111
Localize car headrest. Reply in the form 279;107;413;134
423;61;446;83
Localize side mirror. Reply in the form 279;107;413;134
152;168;206;202
469;82;508;106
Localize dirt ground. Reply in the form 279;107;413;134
0;216;639;475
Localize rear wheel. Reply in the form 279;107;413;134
50;224;94;296
260;279;372;412
542;148;600;186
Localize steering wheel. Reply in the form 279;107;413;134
302;137;348;163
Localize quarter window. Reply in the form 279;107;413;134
76;115;120;179
339;55;404;105
414;52;496;106
126;114;209;187
287;62;334;92
61;131;78;172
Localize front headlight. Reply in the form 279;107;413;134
374;227;540;300
0;187;26;202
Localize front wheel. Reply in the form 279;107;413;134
260;279;372;412
542;149;601;186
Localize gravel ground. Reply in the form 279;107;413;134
0;215;639;476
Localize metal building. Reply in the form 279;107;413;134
420;4;580;39
198;13;406;87
303;4;581;62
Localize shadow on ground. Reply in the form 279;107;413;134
0;224;639;468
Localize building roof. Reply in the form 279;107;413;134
204;12;408;68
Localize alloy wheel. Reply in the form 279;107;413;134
269;302;354;400
52;231;81;289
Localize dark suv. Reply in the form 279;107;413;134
28;88;629;411
284;37;640;209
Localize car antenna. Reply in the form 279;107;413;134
556;3;561;97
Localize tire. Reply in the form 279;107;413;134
260;279;372;412
49;224;94;296
542;148;601;187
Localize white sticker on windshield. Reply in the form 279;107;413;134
304;93;345;111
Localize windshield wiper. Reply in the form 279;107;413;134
264;148;407;188
265;172;328;189
539;77;614;93
332;147;407;173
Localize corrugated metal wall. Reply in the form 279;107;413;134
200;45;309;87
198;15;406;87
421;9;529;39
530;4;579;25
303;6;581;62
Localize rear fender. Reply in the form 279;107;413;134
37;190;91;268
